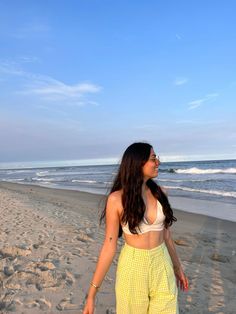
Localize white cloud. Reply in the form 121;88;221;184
28;80;101;99
0;60;26;76
188;99;205;109
0;60;102;106
18;56;40;63
188;93;219;110
26;77;102;105
12;22;50;39
174;77;188;86
175;34;182;40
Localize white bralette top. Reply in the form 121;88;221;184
121;200;165;235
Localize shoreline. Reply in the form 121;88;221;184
1;181;236;224
1;181;235;237
1;181;235;313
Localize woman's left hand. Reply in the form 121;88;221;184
173;266;189;292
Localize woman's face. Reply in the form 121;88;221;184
142;147;160;180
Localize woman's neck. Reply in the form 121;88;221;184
142;182;149;196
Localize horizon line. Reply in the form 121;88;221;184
0;156;235;170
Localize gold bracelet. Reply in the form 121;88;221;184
90;282;100;290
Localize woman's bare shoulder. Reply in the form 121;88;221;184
108;190;122;203
107;190;123;216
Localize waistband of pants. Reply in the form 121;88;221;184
122;241;166;257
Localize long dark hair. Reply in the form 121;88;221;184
100;142;177;238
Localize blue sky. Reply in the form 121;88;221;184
0;0;235;166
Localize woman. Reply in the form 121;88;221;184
83;142;189;314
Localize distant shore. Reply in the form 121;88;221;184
0;181;235;313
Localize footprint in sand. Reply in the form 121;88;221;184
0;299;23;312
3;265;15;276
75;230;95;243
106;307;116;314
210;253;230;263
25;298;51;310
174;238;189;246
0;246;31;258
56;294;78;311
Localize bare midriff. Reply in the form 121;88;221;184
122;230;164;250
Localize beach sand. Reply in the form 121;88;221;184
0;182;235;314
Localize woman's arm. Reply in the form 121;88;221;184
160;185;188;291
164;227;189;291
86;193;120;299
163;227;182;270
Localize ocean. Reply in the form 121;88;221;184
1;159;235;221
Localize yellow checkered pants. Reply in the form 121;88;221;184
115;242;179;314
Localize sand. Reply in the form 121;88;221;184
0;181;235;314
